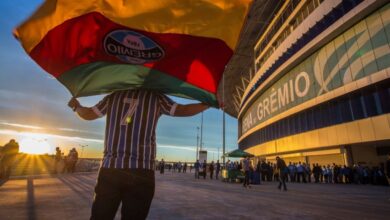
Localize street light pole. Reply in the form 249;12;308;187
79;144;88;158
196;126;200;160
200;112;203;150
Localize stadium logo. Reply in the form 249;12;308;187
104;30;165;64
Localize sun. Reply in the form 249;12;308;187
19;137;51;155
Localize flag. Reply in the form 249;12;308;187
14;0;251;106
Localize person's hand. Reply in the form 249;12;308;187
68;97;80;111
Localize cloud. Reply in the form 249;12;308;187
0;122;43;130
0;129;103;143
158;144;220;154
58;127;102;136
0;121;102;137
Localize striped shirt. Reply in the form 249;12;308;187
92;89;177;170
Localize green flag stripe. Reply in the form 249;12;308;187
58;62;218;106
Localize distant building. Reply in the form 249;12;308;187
223;0;390;166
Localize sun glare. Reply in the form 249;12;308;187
19;137;51;155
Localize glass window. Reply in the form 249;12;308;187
377;86;390;113
361;93;375;117
296;113;302;133
373;92;383;115
322;102;331;127
331;101;342;124
313;106;322;128
350;94;365;120
301;111;308;132
307;109;315;130
339;97;353;123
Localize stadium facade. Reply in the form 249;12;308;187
223;0;390;166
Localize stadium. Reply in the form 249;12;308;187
222;0;390;166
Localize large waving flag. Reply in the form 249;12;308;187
14;0;251;106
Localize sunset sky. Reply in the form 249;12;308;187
0;0;238;162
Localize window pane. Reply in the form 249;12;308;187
377;86;390;113
339;97;353;122
350;94;364;120
362;90;378;117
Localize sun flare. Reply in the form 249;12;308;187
19;137;51;155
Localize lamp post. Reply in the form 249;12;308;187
79;144;88;158
196;126;200;160
200;112;203;151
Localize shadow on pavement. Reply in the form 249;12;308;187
27;177;36;220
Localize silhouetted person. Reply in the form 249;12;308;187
209;161;214;179
276;156;287;191
194;160;200;179
243;157;251;188
1;139;19;178
183;162;187;173
159;159;165;174
54;147;62;174
216;160;221;180
202;160;207;179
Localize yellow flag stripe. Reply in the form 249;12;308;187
15;0;251;53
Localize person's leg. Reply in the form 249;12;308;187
283;175;287;190
278;176;282;189
121;169;155;220
90;168;122;220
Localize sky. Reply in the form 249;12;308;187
0;0;239;162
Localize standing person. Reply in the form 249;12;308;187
209;161;214;179
288;162;295;182
69;148;78;173
256;160;262;184
296;162;305;183
304;163;310;183
54;147;62;174
194;160;200;179
1;139;19;178
190;164;193;173
216;160;221;180
276;156;287;191
68;89;210;220
202;160;207;179
333;164;340;184
260;160;267;181
183;162;187;173
177;161;182;173
159;159;165;174
242;157;251;188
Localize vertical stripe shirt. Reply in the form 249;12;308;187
92;89;177;170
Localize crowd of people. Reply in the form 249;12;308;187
0;139;80;179
54;147;79;173
157;155;390;188
255;160;389;186
157;160;189;174
157;159;222;180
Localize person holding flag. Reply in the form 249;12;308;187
68;90;211;219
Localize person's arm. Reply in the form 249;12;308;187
173;103;209;117
68;97;100;120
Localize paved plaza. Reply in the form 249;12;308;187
0;171;389;220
